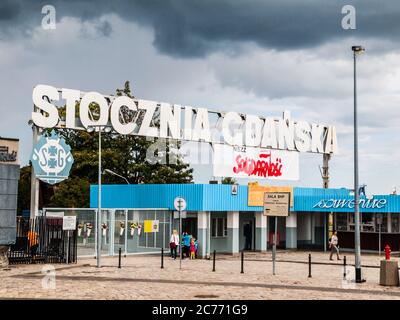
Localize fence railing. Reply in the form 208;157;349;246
7;216;77;265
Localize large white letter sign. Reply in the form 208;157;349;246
278;112;295;151
62;88;81;129
222;112;243;146
31;85;339;155
192;108;211;142
32;85;59;128
79;92;109;128
311;123;324;153
138;99;158;137
294;121;311;152
110;96;137;135
261;118;278;149
245;115;262;147
183;106;193;140
160;103;181;139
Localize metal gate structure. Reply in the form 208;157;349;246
43;208;172;258
7;216;77;264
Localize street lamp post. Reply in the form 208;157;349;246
104;169;130;184
352;45;365;283
87;125;112;268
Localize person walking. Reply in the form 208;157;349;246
27;229;39;263
329;231;341;260
169;230;179;260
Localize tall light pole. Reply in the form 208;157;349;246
87;125;112;268
352;45;365;283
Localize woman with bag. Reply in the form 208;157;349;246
170;230;179;260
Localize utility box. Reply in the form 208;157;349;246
379;260;399;286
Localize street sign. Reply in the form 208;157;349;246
231;184;238;195
174;211;187;219
174;196;187;270
263;192;290;217
376;213;383;225
174;197;187;211
46;211;64;218
62;216;77;231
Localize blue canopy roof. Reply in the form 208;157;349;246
90;184;400;213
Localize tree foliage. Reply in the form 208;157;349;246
221;177;237;185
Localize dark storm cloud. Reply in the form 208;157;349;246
1;0;400;57
0;1;20;20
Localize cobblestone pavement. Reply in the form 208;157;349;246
1;251;399;300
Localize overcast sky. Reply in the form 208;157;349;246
1;0;400;194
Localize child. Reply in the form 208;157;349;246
190;238;196;260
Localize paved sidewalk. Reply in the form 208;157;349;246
1;251;399;300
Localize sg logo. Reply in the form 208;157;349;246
31;130;74;185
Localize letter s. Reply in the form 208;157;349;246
32;85;59;128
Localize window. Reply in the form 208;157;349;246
347;212;389;233
361;213;374;232
375;213;388;233
212;217;227;238
392;213;400;233
336;213;348;231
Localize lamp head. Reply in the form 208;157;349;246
86;126;95;133
352;46;365;54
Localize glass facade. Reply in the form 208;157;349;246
335;212;394;233
44;208;171;257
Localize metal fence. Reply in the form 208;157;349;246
7;216;77;264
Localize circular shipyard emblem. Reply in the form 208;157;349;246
30;130;74;185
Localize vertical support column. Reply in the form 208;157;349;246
124;210;128;256
227;211;239;255
109;210;115;256
314;213;324;248
286;212;297;249
30;125;40;219
255;212;267;251
311;213;315;244
322;154;334;241
197;211;208;258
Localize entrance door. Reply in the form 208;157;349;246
182;218;197;238
243;219;253;250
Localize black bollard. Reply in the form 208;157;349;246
212;250;216;272
308;254;312;278
161;248;164;269
118;248;121;269
343;256;347;280
241;250;244;274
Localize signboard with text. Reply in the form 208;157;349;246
0;138;19;165
248;182;294;207
263;192;290;217
213;145;299;181
62;216;77;231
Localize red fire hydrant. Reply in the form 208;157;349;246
384;245;391;260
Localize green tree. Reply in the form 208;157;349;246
221;177;237;185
